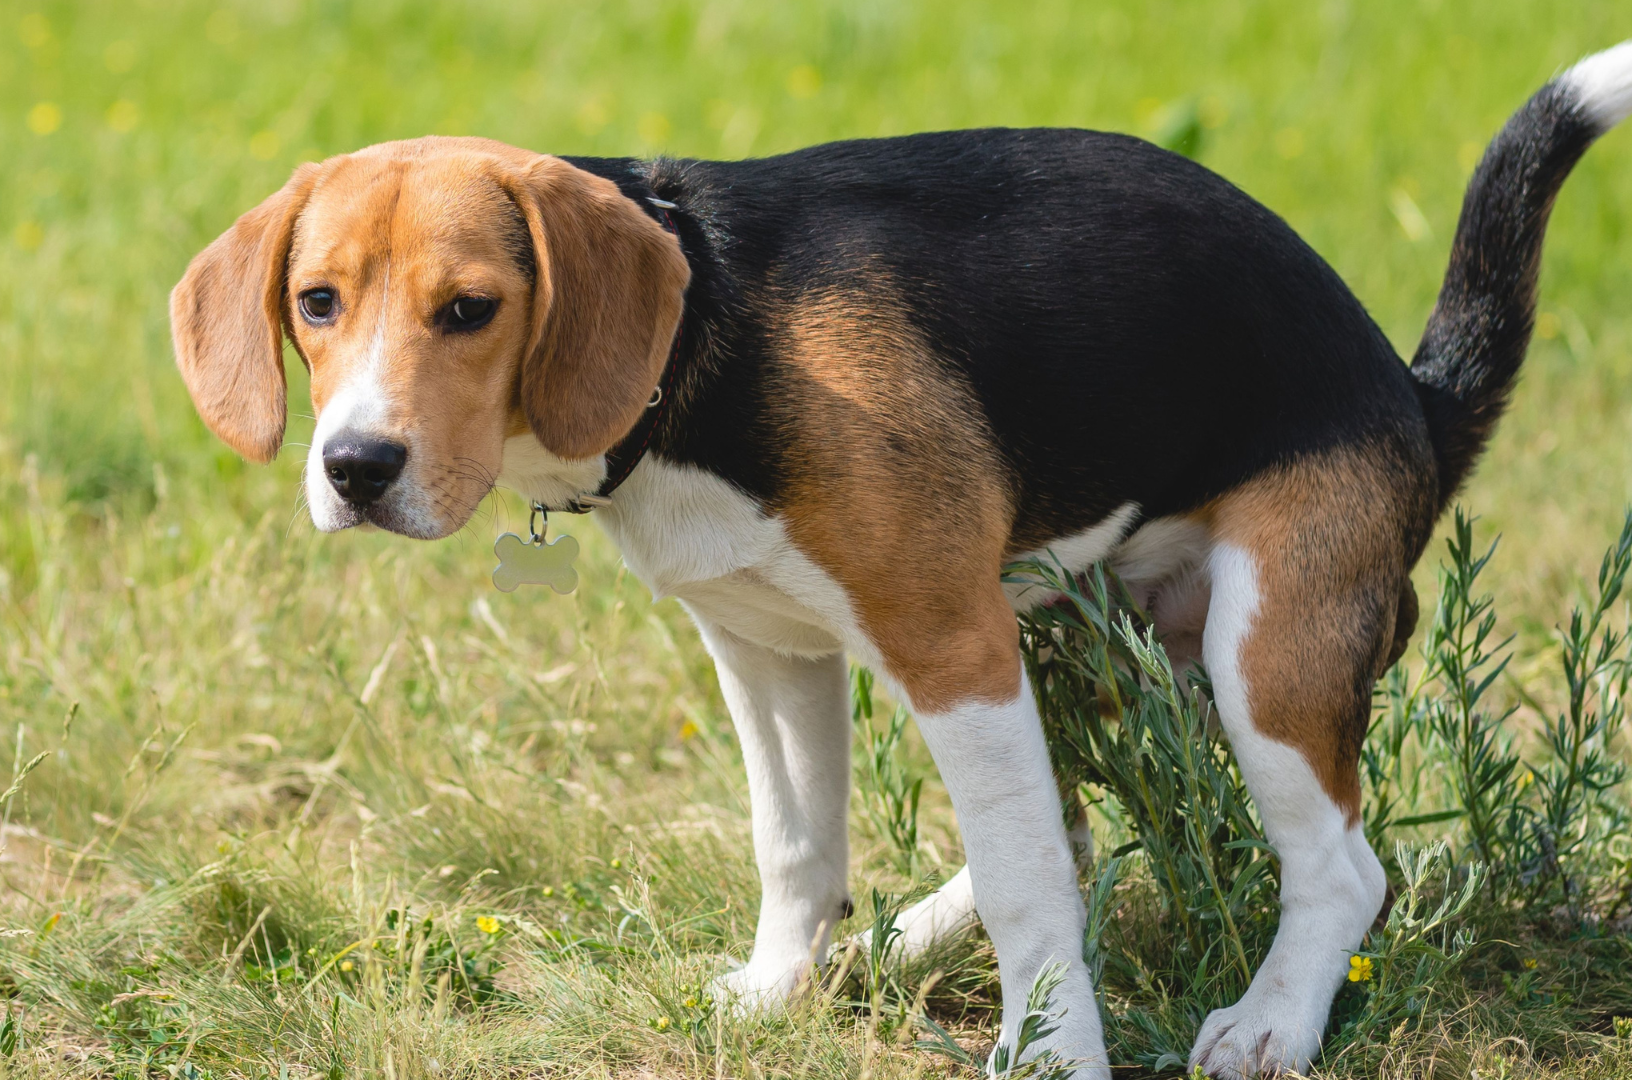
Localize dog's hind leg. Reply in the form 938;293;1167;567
1188;450;1420;1079
693;618;855;1010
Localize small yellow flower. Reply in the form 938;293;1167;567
476;915;501;934
1522;957;1538;970
683;996;699;1009
13;221;44;252
541;886;555;898
610;858;622;870
27;102;62;136
654;1016;670;1031
1347;955;1373;983
339;960;354;972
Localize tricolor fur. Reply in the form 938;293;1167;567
169;43;1632;1078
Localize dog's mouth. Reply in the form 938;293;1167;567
362;507;417;537
361;498;469;541
307;485;470;541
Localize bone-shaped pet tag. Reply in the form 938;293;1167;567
493;531;579;594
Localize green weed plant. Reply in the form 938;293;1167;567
997;507;1632;1074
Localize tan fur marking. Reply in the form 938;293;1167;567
1210;445;1424;821
768;285;1019;712
504;157;690;460
170;162;321;462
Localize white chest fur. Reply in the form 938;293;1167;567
597;460;876;662
500;442;871;662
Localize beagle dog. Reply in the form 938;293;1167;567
170;43;1632;1078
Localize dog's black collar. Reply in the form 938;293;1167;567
553;196;685;515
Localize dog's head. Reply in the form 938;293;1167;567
170;137;689;538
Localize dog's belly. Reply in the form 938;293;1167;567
1007;509;1216;673
1004;502;1141;612
1112;515;1214;673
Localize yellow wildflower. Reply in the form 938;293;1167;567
1347;955;1373;982
27;102;62;136
610;858;622;870
655;1016;670;1031
541;886;555;898
1522;957;1538;970
339;960;354;972
476;915;501;935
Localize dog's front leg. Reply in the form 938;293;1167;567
860;775;1093;961
911;660;1110;1079
692;617;853;1010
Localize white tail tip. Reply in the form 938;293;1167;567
1563;40;1632;131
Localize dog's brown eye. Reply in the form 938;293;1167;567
444;296;496;331
299;289;336;323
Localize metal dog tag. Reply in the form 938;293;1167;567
493;505;579;594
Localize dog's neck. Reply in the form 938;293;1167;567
501;155;767;526
495;435;610;511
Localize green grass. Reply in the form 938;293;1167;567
5;0;1632;1075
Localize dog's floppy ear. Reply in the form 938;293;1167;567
170;163;320;463
507;156;690;461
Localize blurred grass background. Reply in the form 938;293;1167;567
2;0;1632;1075
5;0;1632;623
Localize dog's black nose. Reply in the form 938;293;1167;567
323;437;406;505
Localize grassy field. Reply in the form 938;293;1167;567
4;0;1632;1076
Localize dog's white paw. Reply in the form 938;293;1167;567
989;1031;1113;1080
709;956;811;1016
989;962;1111;1080
1188;992;1326;1078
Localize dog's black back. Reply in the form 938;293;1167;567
570;72;1603;557
572;130;1432;549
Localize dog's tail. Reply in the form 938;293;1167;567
1412;41;1632;508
